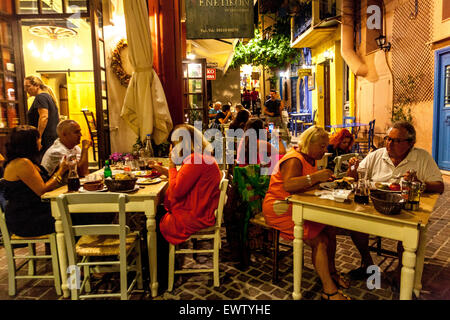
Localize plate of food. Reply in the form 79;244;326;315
372;182;401;193
319;177;354;191
137;177;162;185
132;170;161;178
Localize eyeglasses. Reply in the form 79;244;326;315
384;136;412;144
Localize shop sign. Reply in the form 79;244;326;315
185;0;254;39
207;68;216;80
297;69;312;77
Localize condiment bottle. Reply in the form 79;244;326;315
104;160;112;179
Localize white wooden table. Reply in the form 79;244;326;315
288;190;439;300
42;177;167;298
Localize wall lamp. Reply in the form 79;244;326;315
375;35;391;52
323;50;334;62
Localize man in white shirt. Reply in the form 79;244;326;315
346;121;444;285
41;120;91;178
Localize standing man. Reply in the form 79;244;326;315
250;87;259;115
41;119;92;179
264;89;290;144
242;88;252;110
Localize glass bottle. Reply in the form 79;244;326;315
104;160;112;179
67;160;80;192
144;134;154;158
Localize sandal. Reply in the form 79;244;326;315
331;272;350;289
321;290;351;300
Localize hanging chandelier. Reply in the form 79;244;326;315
28;25;77;40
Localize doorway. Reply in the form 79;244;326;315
19;0;110;167
433;47;450;170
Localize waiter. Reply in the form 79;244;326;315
263;89;290;144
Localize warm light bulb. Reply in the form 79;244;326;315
72;56;81;65
74;45;83;55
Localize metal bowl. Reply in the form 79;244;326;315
104;178;137;192
370;190;405;215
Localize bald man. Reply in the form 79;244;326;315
41;119;91;179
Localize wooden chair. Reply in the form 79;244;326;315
332;152;359;178
354;119;376;155
81;109;98;161
56;193;143;300
0;209;61;296
167;172;229;291
302;109;317;130
249;213;292;283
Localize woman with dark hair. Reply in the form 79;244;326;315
326;129;354;172
24;75;60;157
1;125;67;236
229;109;250;131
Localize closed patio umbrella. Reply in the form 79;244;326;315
121;0;173;145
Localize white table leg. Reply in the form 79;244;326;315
51;201;70;298
145;199;158;297
292;205;304;300
413;226;427;298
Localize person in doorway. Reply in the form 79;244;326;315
346;121;444;289
242;88;252;110
24;75;60;158
263;126;350;300
250;87;259;114
41;120;92;180
264;89;290;145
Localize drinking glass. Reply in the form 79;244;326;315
354;178;370;204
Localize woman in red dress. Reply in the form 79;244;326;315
153;124;222;245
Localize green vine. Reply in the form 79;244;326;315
392;75;419;123
230;17;300;69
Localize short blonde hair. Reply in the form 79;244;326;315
297;126;329;154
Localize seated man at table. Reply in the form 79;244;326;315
346;121;444;287
41;119;91;180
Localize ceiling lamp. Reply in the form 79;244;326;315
29;25;77;40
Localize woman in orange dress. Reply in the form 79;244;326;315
263;126;350;300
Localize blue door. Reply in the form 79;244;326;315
433;47;450;170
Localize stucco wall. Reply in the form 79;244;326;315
211;67;241;106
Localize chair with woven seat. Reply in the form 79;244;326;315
167;172;228;291
56;193;143;300
0;209;61;296
81;109;98;161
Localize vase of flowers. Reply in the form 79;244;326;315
109;152;133;165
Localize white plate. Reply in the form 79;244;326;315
79;186;108;193
137;177;162;185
